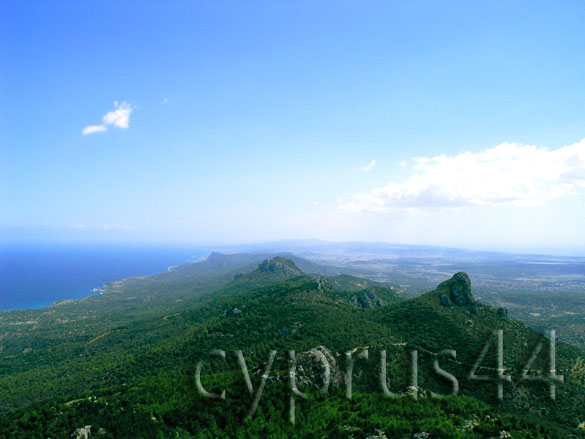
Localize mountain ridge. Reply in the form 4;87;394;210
0;262;584;437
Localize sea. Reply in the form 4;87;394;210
0;244;211;310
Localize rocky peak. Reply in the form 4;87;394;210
257;257;302;275
437;272;473;307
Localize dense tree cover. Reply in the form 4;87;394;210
0;374;576;438
0;257;584;437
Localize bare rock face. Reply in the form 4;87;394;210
350;289;385;309
295;345;345;389
437;272;473;308
448;272;473;306
257;257;301;275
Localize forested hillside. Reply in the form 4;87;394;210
0;255;584;438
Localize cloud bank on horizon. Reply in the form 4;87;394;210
342;138;585;213
82;101;133;135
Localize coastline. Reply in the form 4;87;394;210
0;244;207;311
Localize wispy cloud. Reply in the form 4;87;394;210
81;125;107;135
361;159;376;172
342;138;585;213
82;101;133;135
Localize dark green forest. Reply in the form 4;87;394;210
1;254;584;438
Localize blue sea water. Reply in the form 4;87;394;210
0;244;210;310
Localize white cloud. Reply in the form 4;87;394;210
361;160;376;172
102;101;133;128
82;101;133;135
342;138;585;213
81;125;107;135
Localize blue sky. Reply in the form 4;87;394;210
1;1;585;254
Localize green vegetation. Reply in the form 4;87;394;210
0;254;584;438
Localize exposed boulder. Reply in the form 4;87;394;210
294;345;345;389
71;425;106;439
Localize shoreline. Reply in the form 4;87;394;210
0;246;208;312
